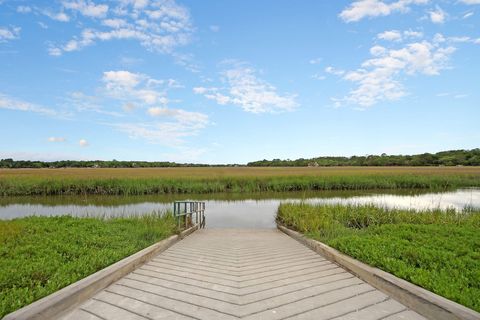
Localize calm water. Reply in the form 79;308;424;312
1;189;479;228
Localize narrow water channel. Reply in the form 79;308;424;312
1;188;478;228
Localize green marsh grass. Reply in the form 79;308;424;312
277;203;480;312
1;167;479;196
0;213;177;317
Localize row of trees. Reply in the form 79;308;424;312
247;149;480;167
1;149;479;168
0;159;217;169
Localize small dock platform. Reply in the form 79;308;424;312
62;229;426;320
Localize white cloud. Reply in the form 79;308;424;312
79;139;89;147
0;93;63;117
115;107;208;145
325;66;345;76
194;62;298;114
48;137;66;142
370;45;387;56
43;11;70;22
17;6;32;13
104;70;142;88
429;6;446;24
193;87;208;94
339;0;428;23
463;12;474;18
102;18;127;28
66;91;124;117
378;30;402;41
102;70;171;106
433;33;480;45
309;57;322;64
330;38;456;108
377;30;424;42
63;0;109;18
48;47;63;56
0;26;21;42
49;0;192;56
404;30;423;38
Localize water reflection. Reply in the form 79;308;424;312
0;189;478;228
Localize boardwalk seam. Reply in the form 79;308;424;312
276;288;377;320
78;308;107;320
91;298;152;320
242;283;372;318
324;296;391;320
113;283;240;318
101;290;201;320
377;308;409;320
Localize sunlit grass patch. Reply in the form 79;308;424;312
0;214;177;317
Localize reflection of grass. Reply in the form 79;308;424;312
0;214;177;317
0;189;442;207
277;204;480;312
1;167;479;196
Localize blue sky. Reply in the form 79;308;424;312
0;0;479;164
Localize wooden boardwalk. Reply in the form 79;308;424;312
62;229;427;320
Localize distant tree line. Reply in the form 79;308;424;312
1;149;479;168
246;149;480;167
0;159;228;169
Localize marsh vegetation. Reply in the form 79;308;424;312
0;214;177;317
277;203;480;312
1;167;479;196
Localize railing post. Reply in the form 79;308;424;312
173;201;205;230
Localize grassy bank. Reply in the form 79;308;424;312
1;167;480;196
0;214;177;317
277;204;480;312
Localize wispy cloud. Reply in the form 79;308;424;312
325;66;345;76
429;6;446;24
194;62;298;114
65;91;124;117
114;107;209;146
0;93;67;117
78;70;210;146
101;70;172;106
47;0;192;56
0;26;21;42
377;30;423;42
63;0;109;18
377;30;402;42
330;36;456;108
339;0;428;23
16;6;32;13
43;10;70;22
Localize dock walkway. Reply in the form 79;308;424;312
62;229;426;320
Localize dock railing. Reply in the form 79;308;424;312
173;201;206;229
